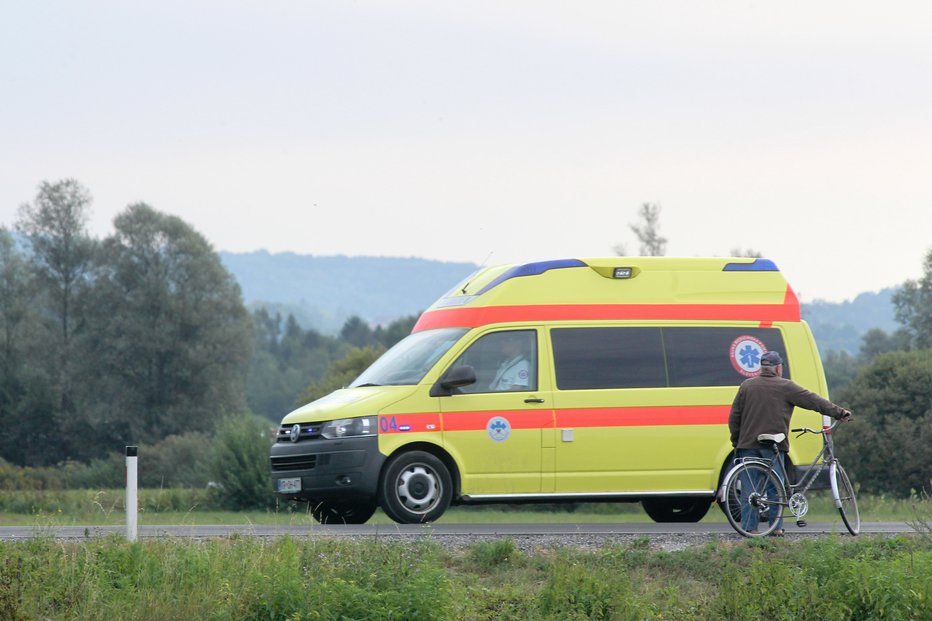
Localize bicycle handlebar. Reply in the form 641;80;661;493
792;418;844;437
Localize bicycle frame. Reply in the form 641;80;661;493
789;425;837;497
722;421;839;499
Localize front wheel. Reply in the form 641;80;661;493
723;461;787;537
830;462;860;535
378;451;453;524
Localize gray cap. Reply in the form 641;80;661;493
760;351;783;366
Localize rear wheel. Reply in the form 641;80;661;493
310;500;377;524
642;497;712;522
830;462;860;535
723;461;786;537
379;451;452;524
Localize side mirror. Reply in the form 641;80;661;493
429;365;477;397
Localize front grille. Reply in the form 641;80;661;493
270;453;331;472
272;455;330;472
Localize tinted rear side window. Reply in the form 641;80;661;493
551;328;666;389
664;327;789;386
551;326;790;390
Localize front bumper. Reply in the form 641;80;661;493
269;435;384;503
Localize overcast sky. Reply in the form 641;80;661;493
2;1;930;303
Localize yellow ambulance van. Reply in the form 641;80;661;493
270;257;832;524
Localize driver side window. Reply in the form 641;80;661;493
447;330;537;393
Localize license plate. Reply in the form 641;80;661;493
277;477;301;493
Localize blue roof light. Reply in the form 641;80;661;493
723;259;779;272
476;259;586;295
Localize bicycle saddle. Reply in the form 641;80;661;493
758;432;786;444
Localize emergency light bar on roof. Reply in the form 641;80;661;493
722;259;779;271
474;257;780;297
474;259;586;295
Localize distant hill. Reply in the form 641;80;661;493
803;288;899;354
220;252;900;351
219;251;478;333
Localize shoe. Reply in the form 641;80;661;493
796;520;807;528
770;529;785;537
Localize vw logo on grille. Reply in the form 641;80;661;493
289;424;302;443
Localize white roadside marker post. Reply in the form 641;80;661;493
125;445;138;542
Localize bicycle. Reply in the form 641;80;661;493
720;419;859;537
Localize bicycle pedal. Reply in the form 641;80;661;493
796;520;807;528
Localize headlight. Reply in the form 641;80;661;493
321;416;376;439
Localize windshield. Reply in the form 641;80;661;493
350;328;468;387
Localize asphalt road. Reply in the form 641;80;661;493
0;521;913;543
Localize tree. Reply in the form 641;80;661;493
296;345;386;405
247;310;347;419
373;315;418;347
859;327;911;362
15;180;97;459
835;350;932;497
83;204;253;446
0;228;54;465
822;349;860;395
613;202;667;257
892;247;932;349
340;316;377;348
0;229;34;376
630;203;667;256
729;248;764;258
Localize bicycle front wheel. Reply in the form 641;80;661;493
723;461;787;537
830;461;860;535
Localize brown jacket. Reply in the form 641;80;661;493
728;367;848;452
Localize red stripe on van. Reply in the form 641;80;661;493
379;406;727;434
413;301;801;332
555;405;728;428
440;409;554;432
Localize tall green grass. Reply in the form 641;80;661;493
0;535;928;620
0;487;927;526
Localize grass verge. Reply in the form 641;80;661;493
1;534;929;620
1;488;927;527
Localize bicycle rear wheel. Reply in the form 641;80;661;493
723;461;787;537
830;461;859;535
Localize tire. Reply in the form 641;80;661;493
723;461;787;537
642;497;712;523
830;462;860;535
378;450;453;524
310;500;377;525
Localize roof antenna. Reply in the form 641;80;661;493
462;251;494;295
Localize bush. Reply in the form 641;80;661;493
138;432;212;488
1;432;214;491
208;415;275;510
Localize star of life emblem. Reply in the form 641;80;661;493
487;416;512;442
730;336;767;377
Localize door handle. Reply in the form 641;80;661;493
524;398;545;403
